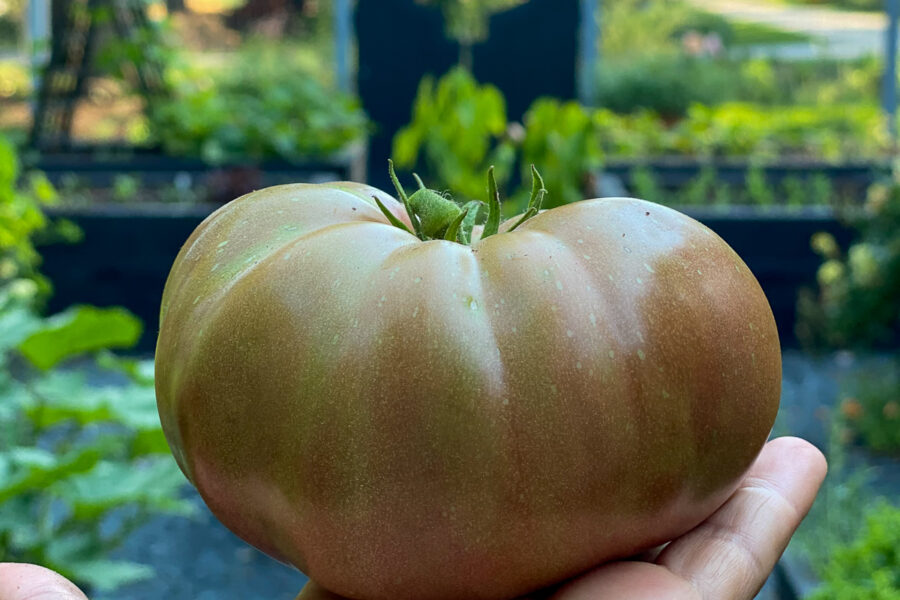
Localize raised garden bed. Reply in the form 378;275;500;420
25;145;367;203
603;159;888;192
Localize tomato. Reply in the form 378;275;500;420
155;169;780;600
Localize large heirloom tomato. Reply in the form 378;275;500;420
155;167;780;600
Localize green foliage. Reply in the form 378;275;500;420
601;0;806;58
0;135;68;299
516;99;603;210
594;103;888;161
807;502;900;599
836;365;900;455
789;0;881;10
0;60;31;100
417;0;527;44
393;69;875;213
791;416;879;581
596;56;740;118
596;56;879;119
797;175;900;349
0;135;193;594
146;43;367;164
393;67;515;203
623;166;837;208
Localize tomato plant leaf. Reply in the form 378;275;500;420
18;306;142;370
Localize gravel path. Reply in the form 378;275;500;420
686;0;891;59
100;349;896;600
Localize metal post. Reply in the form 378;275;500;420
334;0;352;93
578;0;599;106
884;0;900;143
26;0;51;110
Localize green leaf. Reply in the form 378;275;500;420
54;458;195;520
28;371;160;430
0;301;42;355
18;306;143;370
0;443;109;504
95;351;155;386
64;560;154;592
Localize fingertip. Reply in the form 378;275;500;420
0;563;89;600
760;436;828;491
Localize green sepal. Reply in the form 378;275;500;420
528;164;546;212
481;166;501;240
373;195;414;235
459;200;482;244
388;159;424;239
444;206;470;242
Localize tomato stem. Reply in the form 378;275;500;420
382;161;545;245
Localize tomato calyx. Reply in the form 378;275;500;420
376;160;546;245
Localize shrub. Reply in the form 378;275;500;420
515;99;603;210
393;66;515;203
807;502;900;599
596;55;740;118
147;44;368;164
0;135;193;594
797;175;900;349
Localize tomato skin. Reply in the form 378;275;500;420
155;182;780;600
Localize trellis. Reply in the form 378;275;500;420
28;0;166;150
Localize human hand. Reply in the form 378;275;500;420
297;436;827;600
0;563;88;600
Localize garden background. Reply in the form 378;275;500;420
0;0;898;598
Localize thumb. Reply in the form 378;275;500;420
0;563;89;600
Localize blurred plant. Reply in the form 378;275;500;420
806;501;900;599
0;0;23;49
629;166;666;205
147;44;367;164
0;136;81;300
393;67;515;203
837;364;900;455
514;99;603;211
790;413;880;580
672;103;886;162
112;175;141;203
595;55;738;119
745;165;775;206
622;165;838;208
679;165;718;206
797;174;900;349
0;135;194;594
602;0;806;59
417;0;527;67
791;0;881;10
591;103;888;162
0;60;31;100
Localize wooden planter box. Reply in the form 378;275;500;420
603;159;888;191
27;146;366;201
39;202;852;353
